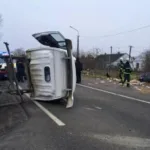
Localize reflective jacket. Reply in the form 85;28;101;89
124;62;132;74
118;62;124;73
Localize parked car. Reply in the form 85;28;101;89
139;72;150;82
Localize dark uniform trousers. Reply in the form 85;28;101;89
119;69;124;83
123;66;131;87
123;73;130;87
76;71;81;83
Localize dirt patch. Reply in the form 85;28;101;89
0;104;28;137
90;133;150;148
0;81;28;137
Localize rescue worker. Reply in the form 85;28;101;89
118;58;124;83
75;58;83;83
16;59;25;82
123;58;132;87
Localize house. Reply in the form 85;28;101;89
133;54;144;71
96;53;134;69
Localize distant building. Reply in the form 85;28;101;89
133;54;144;71
96;53;134;69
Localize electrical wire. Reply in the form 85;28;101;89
81;24;150;39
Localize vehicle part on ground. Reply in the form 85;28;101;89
0;31;76;108
3;42;24;102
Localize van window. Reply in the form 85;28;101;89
44;66;51;82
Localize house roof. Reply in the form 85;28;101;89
96;53;125;63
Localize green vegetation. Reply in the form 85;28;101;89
82;70;140;80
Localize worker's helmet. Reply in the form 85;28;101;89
125;57;129;62
120;58;123;61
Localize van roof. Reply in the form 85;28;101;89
26;46;67;53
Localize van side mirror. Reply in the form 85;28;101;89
65;39;72;51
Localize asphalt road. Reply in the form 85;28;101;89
0;80;150;150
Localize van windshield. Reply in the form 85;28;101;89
33;31;67;50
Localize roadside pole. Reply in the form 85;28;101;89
77;35;80;58
70;26;80;58
129;46;133;62
109;46;113;75
3;42;24;102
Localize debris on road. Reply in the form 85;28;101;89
100;80;105;84
113;78;120;82
130;79;142;85
130;80;150;93
84;77;150;94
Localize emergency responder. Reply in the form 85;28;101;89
123;58;132;87
75;58;83;83
118;58;124;83
16;59;25;82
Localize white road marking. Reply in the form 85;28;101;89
19;85;65;126
33;100;65;126
78;84;150;105
25;93;65;126
84;107;95;111
95;106;102;110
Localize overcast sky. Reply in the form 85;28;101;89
0;0;150;56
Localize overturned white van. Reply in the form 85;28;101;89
26;31;76;108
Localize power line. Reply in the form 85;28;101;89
81;24;150;39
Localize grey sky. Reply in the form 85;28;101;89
0;0;150;56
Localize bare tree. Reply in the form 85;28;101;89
13;48;26;56
143;50;150;72
72;50;86;58
91;48;101;58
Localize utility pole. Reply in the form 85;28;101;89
129;46;133;62
110;46;112;64
77;35;79;58
109;46;113;67
70;26;80;58
95;48;100;57
109;46;112;74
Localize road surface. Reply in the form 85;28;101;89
0;79;150;150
